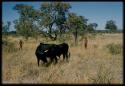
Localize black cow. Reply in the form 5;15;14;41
35;43;70;66
35;43;56;66
54;43;69;61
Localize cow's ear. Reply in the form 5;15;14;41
44;50;48;52
40;43;43;45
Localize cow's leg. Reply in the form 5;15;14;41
66;52;69;62
57;55;60;60
42;58;48;64
57;54;61;60
63;54;65;60
50;57;54;63
67;52;70;62
40;57;48;67
54;56;58;63
68;52;70;58
37;58;40;67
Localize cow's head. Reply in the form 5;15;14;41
40;43;44;45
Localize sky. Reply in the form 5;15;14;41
2;2;123;31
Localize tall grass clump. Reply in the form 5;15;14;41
2;40;18;53
90;64;114;84
106;43;122;55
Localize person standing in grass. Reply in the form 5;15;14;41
19;40;23;50
84;36;88;49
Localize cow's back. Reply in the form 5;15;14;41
60;43;69;52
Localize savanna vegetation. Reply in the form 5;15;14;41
2;2;123;84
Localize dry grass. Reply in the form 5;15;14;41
2;33;123;84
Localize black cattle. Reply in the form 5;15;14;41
35;43;56;66
54;43;69;61
45;43;70;61
35;43;70;66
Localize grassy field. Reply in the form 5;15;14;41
2;33;123;84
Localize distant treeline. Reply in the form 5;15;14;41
95;29;123;33
7;29;123;35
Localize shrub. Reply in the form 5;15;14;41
2;40;18;53
90;64;113;84
106;43;122;55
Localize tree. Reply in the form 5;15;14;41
78;16;88;36
39;2;71;38
92;23;98;30
54;2;71;37
2;21;11;35
87;23;95;33
2;22;7;33
13;4;40;40
105;20;117;32
2;21;11;40
40;2;55;35
66;13;87;45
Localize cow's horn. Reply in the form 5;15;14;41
44;50;48;52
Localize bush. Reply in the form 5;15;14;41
90;64;113;84
2;40;18;53
106;43;122;55
58;38;66;43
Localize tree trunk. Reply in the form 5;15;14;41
49;24;52;35
59;28;62;37
73;28;78;46
59;25;63;38
25;36;29;41
75;29;78;46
